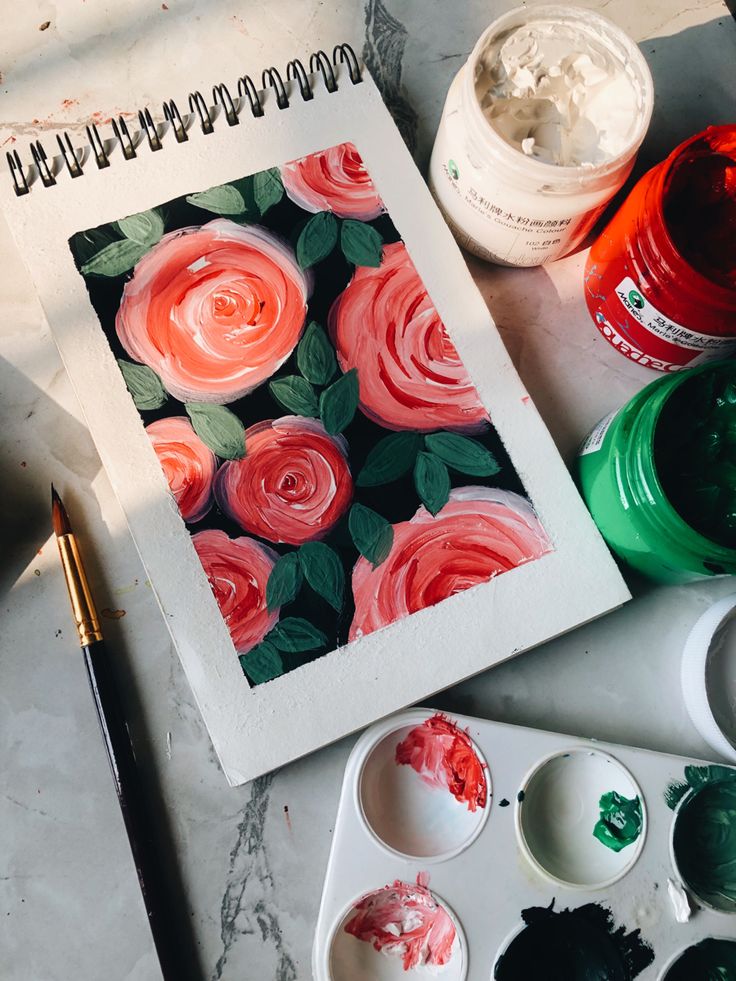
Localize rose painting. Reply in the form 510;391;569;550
69;142;552;687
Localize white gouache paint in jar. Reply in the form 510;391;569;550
429;4;654;267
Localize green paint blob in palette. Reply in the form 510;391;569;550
668;765;736;913
314;710;736;981
593;791;643;853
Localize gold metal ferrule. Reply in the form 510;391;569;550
56;534;103;646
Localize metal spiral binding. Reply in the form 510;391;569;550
5;43;362;196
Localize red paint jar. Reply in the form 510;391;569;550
584;126;736;372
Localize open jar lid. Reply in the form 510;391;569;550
682;593;736;763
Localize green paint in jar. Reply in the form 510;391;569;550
575;360;736;583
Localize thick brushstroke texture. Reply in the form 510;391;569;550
395;713;488;812
663;938;736;980
213;774;297;981
116;221;309;403
362;0;419;154
192;529;279;652
215;417;353;545
329;241;489;433
493;902;654;981
350;487;552;639
672;773;736;911
343;872;456;971
146;415;216;522
593;791;643;852
281;142;385;220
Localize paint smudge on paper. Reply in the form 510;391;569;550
395;713;487;812
101;608;126;619
593;791;643;852
344;872;456;971
493;901;654;980
669;764;736;912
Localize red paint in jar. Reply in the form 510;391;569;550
584;125;736;372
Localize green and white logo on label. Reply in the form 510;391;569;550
448;159;459;180
628;289;645;310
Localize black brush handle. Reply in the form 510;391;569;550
83;640;179;980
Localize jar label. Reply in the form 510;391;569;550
579;410;618;456
616;277;736;354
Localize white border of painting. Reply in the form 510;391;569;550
1;66;630;785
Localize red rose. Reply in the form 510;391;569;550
329;242;489;432
146;416;216;523
116;220;309;403
214;416;353;545
192;529;279;652
350;487;551;640
281;142;384;220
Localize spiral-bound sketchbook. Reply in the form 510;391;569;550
2;46;629;785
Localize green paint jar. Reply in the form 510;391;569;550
575;360;736;583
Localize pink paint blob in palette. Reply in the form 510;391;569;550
313;708;736;981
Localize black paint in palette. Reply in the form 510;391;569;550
493;901;654;981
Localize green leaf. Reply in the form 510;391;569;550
117;209;164;247
267;617;327;653
80;238;149;277
424;432;500;477
299;542;344;611
117;359;167;411
70;226;120;266
320;369;359;435
340;219;383;267
414;451;450;516
356;432;424;487
349;504;394;568
297;322;337;386
185;403;245;459
266;553;303;612
296;211;338;268
186;183;246;215
269;376;320;417
239;640;284;685
253;168;284;214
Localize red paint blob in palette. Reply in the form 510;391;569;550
395;713;488;812
314;708;736;980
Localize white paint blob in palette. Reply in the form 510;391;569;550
313;709;736;980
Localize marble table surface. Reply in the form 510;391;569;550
2;1;736;979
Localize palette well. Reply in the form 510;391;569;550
313;708;736;980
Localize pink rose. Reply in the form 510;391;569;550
281;142;384;220
214;416;353;545
146;416;216;523
192;529;279;652
116;220;309;403
350;487;551;640
329;242;489;432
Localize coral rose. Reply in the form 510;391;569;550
350;487;552;640
192;529;279;653
116;220;309;404
214;416;353;545
329;242;489;432
146;416;216;523
281;142;384;220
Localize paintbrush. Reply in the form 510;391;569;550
51;485;180;979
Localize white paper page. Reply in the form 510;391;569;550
1;60;630;786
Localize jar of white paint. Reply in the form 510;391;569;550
429;5;654;267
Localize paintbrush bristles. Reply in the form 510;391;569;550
51;484;72;536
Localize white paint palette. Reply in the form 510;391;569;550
313;708;736;981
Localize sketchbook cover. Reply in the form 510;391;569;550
2;65;630;785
